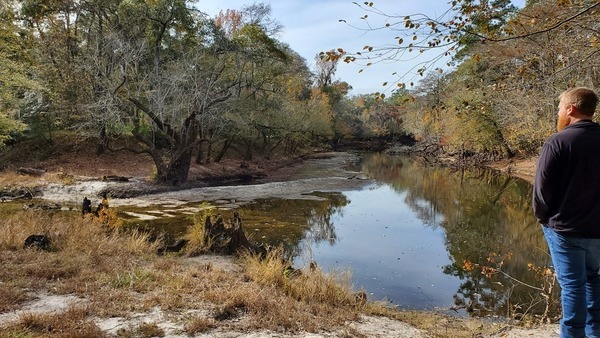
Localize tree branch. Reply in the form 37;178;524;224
464;2;600;43
128;96;177;142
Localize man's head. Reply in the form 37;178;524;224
557;87;599;131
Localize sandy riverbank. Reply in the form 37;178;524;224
0;150;559;337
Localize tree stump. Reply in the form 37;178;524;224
226;211;259;255
203;211;265;256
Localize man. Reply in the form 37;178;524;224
533;87;600;338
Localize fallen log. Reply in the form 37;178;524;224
0;188;38;201
17;167;46;176
23;203;61;210
157;239;189;255
102;175;131;182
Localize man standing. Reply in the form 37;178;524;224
533;87;600;338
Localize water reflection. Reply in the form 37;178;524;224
236;192;348;253
354;153;557;317
237;153;556;317
115;152;556;318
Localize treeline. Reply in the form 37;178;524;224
1;0;598;185
367;0;600;159
0;0;404;185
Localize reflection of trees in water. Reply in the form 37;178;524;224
359;153;557;318
305;192;348;245
236;192;349;257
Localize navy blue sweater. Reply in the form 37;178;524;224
533;120;600;238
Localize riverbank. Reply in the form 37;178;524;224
484;156;537;184
0;145;557;337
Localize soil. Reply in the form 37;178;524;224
483;156;537;184
0;143;556;337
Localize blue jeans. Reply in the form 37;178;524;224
543;225;600;338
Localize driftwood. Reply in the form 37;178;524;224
0;187;36;201
102;175;130;182
157;239;189;255
17;167;46;176
23;203;61;210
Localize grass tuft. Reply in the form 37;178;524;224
4;306;105;338
0;283;30;312
185;316;217;335
115;322;165;338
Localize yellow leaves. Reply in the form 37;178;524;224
591;36;600;48
528;262;555;277
373;92;386;102
463;260;476;271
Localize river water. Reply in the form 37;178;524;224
231;153;555;317
21;151;556;318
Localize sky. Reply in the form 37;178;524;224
197;1;526;95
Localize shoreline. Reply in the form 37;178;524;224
0;150;557;337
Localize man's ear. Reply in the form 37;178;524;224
566;104;576;116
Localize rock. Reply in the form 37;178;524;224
24;235;51;250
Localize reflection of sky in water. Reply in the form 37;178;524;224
295;184;462;311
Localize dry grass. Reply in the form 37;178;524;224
0;284;30;313
0;209;370;335
2;306;105;338
0;208;496;337
184;316;217;335
114;322;165;338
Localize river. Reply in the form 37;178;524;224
25;151;557;318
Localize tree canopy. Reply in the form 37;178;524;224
3;0;600;183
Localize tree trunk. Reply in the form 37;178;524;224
214;139;232;163
195;142;204;164
158;149;193;185
96;126;107;155
244;140;254;161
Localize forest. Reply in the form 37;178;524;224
0;0;598;185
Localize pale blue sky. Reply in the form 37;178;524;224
198;1;526;95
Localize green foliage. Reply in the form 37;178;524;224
0;3;35;145
0;113;27;146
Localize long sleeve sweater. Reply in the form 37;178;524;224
533;120;600;238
